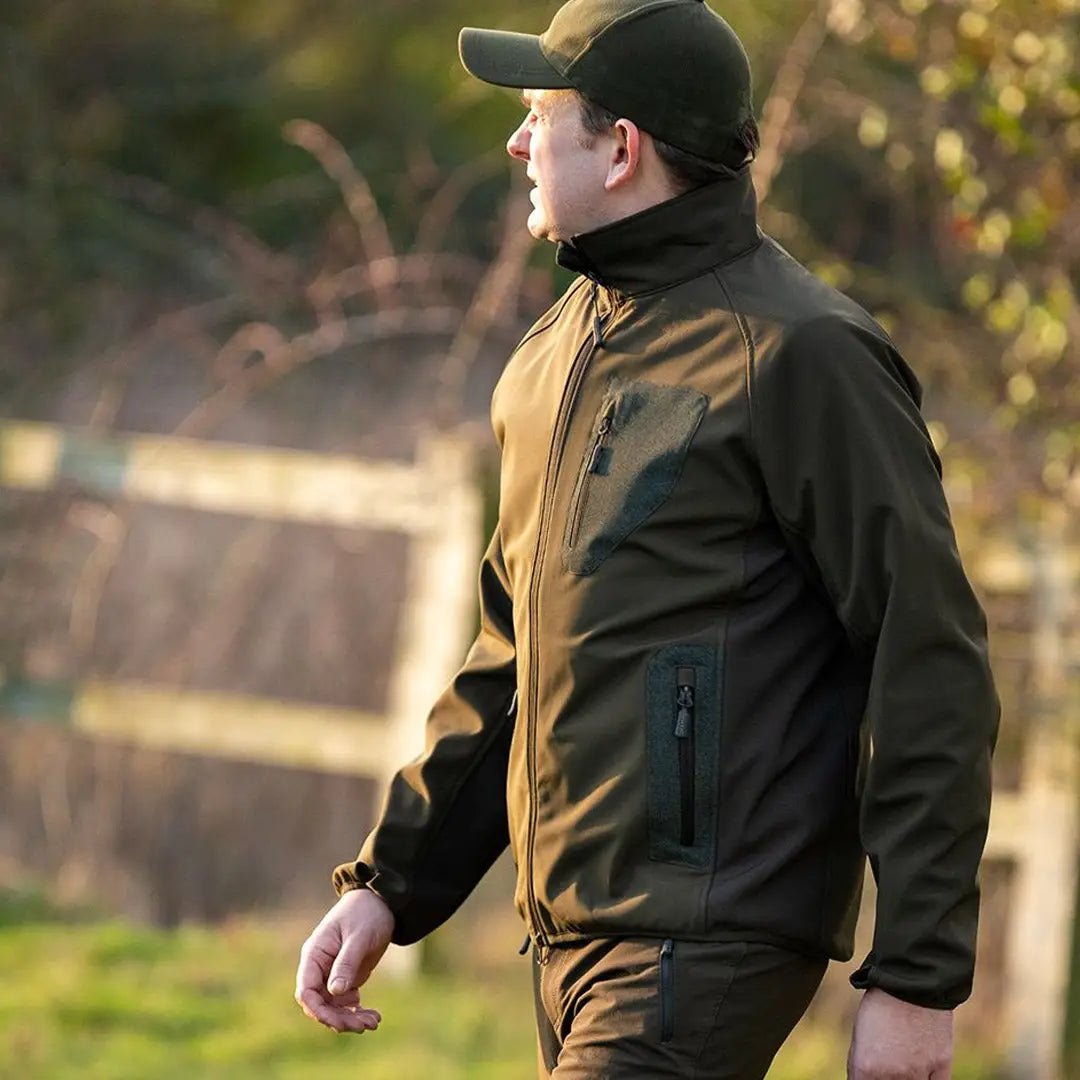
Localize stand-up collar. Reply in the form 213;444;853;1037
556;168;760;297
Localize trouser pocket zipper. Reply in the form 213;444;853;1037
659;938;675;1043
675;668;696;846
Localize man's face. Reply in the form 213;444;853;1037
506;89;612;242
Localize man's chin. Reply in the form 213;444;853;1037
526;211;558;243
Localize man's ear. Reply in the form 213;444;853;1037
605;119;642;191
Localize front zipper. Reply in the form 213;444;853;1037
675;667;696;846
659;939;675;1043
524;286;609;950
566;397;617;549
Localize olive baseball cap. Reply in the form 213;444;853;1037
459;0;754;164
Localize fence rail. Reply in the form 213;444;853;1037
2;420;1078;1067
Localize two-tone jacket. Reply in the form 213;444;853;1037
334;169;999;1010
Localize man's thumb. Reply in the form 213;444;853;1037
327;935;366;996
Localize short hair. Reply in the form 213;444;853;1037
576;93;760;193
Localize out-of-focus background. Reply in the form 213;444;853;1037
0;0;1076;1077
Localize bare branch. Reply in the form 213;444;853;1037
88;297;248;431
67;306;463;655
318;254;487;305
175;307;462;438
414;149;508;257
284;120;399;311
72;164;300;297
753;0;832;203
434;182;535;425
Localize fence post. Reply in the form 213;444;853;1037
1003;512;1079;1080
378;430;484;975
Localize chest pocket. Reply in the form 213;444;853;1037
562;379;708;576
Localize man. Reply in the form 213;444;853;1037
295;2;999;1077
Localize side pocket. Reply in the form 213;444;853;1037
645;644;722;868
659;939;675;1044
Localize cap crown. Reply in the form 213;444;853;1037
539;0;753;161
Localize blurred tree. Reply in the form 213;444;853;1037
0;0;1075;520
758;0;1079;523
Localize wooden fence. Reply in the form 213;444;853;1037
1;420;1078;1073
974;527;1079;1080
0;417;483;808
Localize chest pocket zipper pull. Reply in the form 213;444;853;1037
588;401;617;475
675;668;696;847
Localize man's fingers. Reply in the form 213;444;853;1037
295;934;336;999
327;931;370;995
336;1007;382;1033
296;987;381;1033
296;987;335;1024
329;987;361;1007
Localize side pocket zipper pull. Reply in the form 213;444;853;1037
674;685;694;738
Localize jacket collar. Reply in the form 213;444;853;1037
555;168;760;298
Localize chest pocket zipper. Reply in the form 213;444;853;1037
567;398;617;549
561;380;708;577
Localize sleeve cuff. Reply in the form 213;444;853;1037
850;962;967;1010
331;860;375;898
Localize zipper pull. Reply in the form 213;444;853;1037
587;402;617;474
675;687;694;738
674;667;696;738
507;689;519;718
519;933;531;956
591;282;605;349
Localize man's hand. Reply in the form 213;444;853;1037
848;988;954;1079
295;888;395;1034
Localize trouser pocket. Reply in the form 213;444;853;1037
659;939;675;1044
645;644;721;866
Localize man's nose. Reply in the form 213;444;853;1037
507;120;531;162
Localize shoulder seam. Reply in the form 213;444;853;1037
509;277;589;358
712;268;756;449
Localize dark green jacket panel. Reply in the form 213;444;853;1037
747;310;1000;1009
332;526;517;945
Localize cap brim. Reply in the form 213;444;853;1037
458;28;572;89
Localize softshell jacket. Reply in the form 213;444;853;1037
334;170;999;1010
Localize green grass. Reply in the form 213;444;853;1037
0;890;1000;1079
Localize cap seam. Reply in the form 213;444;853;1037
560;0;689;67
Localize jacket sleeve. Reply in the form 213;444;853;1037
750;313;999;1009
331;524;517;945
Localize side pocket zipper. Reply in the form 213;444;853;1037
659;938;675;1043
674;668;696;847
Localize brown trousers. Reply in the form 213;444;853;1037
532;938;827;1079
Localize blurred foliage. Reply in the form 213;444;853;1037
0;892;1001;1079
811;0;1079;523
0;0;1076;514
